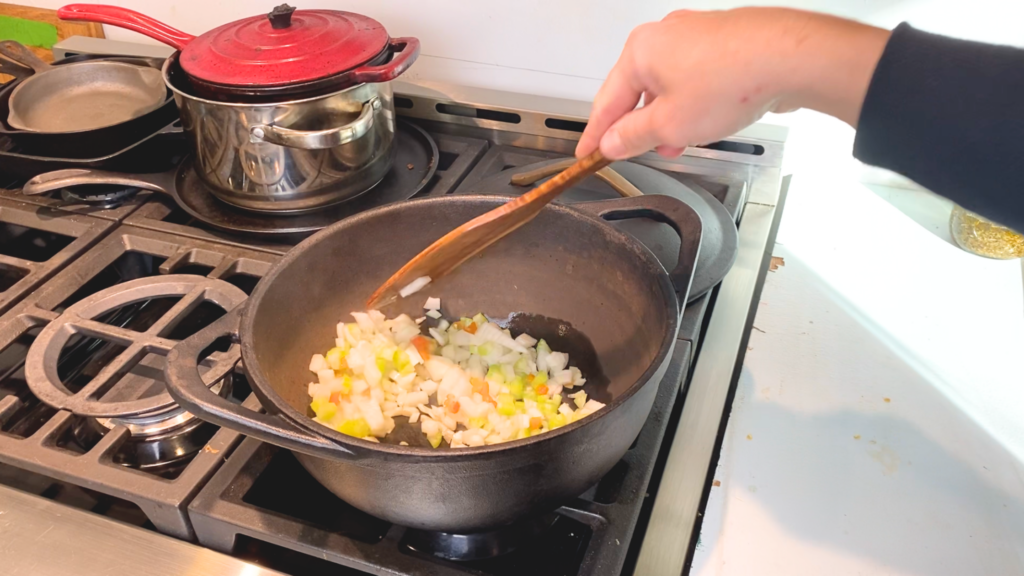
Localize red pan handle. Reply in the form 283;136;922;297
351;37;421;84
58;4;196;51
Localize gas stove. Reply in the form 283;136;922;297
0;40;786;576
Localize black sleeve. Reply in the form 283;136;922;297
853;23;1024;232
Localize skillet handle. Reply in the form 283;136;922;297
0;41;51;73
23;168;173;196
165;307;351;460
574;195;703;304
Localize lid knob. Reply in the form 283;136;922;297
268;4;296;29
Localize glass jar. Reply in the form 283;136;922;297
949;205;1024;259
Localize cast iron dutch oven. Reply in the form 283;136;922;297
165;194;702;532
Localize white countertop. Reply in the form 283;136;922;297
691;111;1024;576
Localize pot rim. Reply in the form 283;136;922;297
238;194;681;461
161;52;383;109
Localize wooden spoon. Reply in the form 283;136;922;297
366;149;611;308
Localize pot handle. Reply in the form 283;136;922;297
350;37;421;84
574;195;703;303
165;307;351;459
58;4;196;51
249;96;381;150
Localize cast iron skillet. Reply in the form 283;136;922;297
165;194;702;532
0;53;178;158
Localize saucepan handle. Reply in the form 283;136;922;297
574;195;703;304
165;307;352;459
350;37;421;84
249;96;381;150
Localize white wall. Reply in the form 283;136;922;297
22;0;1024;102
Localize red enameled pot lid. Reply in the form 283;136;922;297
180;4;390;88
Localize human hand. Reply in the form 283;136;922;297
576;8;890;160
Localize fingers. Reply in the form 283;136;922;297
656;145;686;158
575;61;642;158
599;98;674;160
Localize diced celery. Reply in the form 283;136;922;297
549;414;567;429
509;377;525;399
486;365;506;384
376;357;390;375
468;417;489;429
470;345;478;355
325;347;346;370
393;349;410;371
538;402;556;416
533;371;548;386
472;313;488;326
460;317;473;325
516;428;531;439
311;398;336;421
523;389;537;402
428;433;443;448
497;393;516;416
514;356;530;375
339;375;352;394
478;342;493;356
515;400;526;411
537;339;551;356
337;418;370;438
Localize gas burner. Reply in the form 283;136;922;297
70;375;231;470
60;185;140;209
404;514;558;561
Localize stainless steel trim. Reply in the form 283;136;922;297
0;484;285;576
634;167;782;576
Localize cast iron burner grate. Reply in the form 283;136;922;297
0;225;279;540
187;341;692;576
0;197;116;316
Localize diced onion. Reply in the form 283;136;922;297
307;308;600;446
399;276;432;298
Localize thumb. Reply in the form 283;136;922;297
600;99;671;160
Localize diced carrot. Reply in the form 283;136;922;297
471;377;498;407
530;417;543;430
464;322;478;335
411;335;432;360
444;394;460;414
536;384;548;395
526;374;535;383
330;392;342;404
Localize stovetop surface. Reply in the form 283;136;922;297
0;95;762;576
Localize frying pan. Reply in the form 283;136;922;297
0;41;166;133
163;193;703;532
0;52;178;159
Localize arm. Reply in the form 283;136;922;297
579;9;1024;232
855;24;1024;232
575;8;890;160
